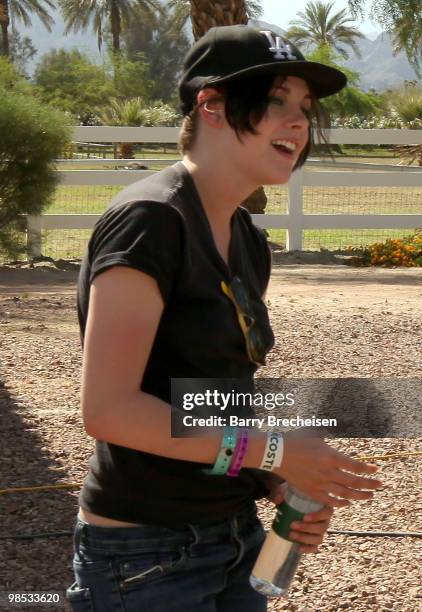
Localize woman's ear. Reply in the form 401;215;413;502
196;88;225;127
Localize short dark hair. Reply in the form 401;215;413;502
178;74;331;170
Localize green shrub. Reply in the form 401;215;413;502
0;88;72;260
389;86;422;129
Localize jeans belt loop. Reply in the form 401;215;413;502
74;520;85;553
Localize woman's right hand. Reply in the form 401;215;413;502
274;432;383;507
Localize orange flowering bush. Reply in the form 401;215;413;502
346;231;422;267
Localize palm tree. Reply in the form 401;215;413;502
100;98;179;158
59;0;160;53
391;88;422;166
287;0;365;60
389;3;422;76
0;0;54;56
100;97;148;158
169;0;262;40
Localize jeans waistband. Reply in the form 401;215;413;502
75;502;258;554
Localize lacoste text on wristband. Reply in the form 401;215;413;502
259;431;284;471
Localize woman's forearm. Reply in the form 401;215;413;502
83;390;382;506
83;390;268;467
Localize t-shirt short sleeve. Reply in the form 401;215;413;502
88;201;184;302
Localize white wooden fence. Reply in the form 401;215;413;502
27;127;422;256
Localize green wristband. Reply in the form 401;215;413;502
203;426;238;476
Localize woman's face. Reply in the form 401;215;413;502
235;75;312;186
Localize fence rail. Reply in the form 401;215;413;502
26;128;422;257
70;127;422;145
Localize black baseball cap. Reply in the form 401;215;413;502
178;24;347;115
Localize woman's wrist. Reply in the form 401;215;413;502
242;429;273;471
202;427;268;476
259;431;284;471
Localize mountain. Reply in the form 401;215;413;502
17;14;421;91
343;32;421;91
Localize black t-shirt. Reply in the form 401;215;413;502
77;161;275;527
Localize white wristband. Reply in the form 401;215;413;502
259;431;284;471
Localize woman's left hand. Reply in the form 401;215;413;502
266;478;334;554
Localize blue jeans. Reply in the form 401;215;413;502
66;502;267;611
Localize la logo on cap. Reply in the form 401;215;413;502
260;31;296;61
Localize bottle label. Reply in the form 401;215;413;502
272;501;305;541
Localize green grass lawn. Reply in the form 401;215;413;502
40;182;422;258
267;229;417;250
33;149;422;259
47;185;122;214
338;146;399;158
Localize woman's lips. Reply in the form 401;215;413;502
272;144;295;160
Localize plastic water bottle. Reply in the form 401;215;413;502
250;486;323;597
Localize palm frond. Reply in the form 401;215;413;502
245;1;263;19
167;0;263;29
286;26;315;49
10;0;55;30
388;4;422;75
346;0;365;20
165;0;190;28
58;0;160;52
287;0;364;58
100;97;147;126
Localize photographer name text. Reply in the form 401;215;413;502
182;415;337;428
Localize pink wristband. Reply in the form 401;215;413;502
227;429;249;477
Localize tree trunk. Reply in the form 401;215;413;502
118;143;135;159
189;1;267;216
110;0;121;53
0;0;10;56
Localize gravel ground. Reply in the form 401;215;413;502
0;263;421;612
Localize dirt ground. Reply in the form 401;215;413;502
1;260;421;307
0;262;421;612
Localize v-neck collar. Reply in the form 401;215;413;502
176;161;239;280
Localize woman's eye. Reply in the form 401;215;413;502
268;96;284;106
269;98;312;118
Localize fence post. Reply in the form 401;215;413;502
287;168;304;250
26;215;42;259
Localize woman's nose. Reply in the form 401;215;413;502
283;105;310;129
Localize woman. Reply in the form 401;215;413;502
67;24;382;611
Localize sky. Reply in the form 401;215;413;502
261;0;381;37
16;0;382;69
